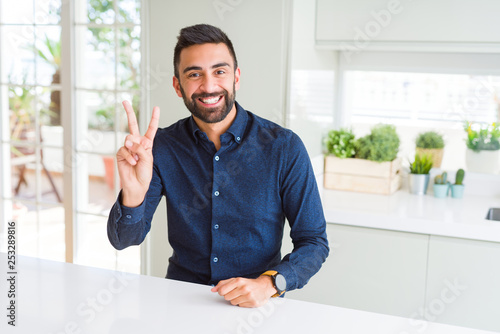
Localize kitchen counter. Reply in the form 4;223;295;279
1;254;497;334
321;187;500;243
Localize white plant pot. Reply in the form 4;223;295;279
465;149;500;174
408;174;430;195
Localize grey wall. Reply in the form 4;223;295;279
145;0;291;277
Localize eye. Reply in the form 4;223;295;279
188;72;200;78
215;70;225;75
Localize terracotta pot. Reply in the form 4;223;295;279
102;156;115;190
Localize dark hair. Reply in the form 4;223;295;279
173;24;238;79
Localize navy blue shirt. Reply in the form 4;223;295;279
107;102;329;291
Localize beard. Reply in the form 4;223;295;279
179;81;236;124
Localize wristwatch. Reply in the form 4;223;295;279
261;270;286;297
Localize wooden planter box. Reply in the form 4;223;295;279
324;156;402;195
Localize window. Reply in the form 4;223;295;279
73;0;142;273
0;0;143;274
0;0;65;262
289;69;335;156
338;51;500;172
347;71;500;127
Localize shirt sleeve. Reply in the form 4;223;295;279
271;132;330;291
107;163;164;250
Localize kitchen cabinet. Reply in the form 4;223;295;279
284;184;500;332
287;224;428;318
426;236;500;332
315;0;500;53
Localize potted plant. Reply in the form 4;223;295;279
408;153;433;195
325;128;356;159
433;171;449;198
464;121;500;174
354;124;400;163
324;124;402;195
451;169;465;198
416;131;445;168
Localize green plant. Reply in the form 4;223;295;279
455;169;465;185
325;128;356;158
465;121;500;152
416;131;444;149
31;34;62;125
355;124;400;162
92;106;115;131
409;153;433;174
434;171;448;184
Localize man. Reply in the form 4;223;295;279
107;24;329;308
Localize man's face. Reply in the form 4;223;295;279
173;43;240;124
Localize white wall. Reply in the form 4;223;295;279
145;0;291;277
288;0;337;157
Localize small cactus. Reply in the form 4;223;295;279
434;171;448;185
455;169;465;185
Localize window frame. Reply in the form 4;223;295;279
0;0;150;273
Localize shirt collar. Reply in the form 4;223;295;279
226;101;247;144
188;101;248;145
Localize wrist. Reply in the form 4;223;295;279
260;270;287;297
121;189;145;208
257;275;278;298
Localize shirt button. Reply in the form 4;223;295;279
214;224;219;230
215;156;220;161
214;191;219;196
213;257;218;263
236;136;241;142
126;214;132;219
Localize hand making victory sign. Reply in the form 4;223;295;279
117;101;160;208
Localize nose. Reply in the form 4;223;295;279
199;74;218;93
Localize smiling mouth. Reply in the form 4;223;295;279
197;95;223;106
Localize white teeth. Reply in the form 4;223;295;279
200;96;221;104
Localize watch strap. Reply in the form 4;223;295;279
261;270;285;297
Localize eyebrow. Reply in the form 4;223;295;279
183;62;231;74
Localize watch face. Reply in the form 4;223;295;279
275;274;287;292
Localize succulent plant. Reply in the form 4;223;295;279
409;153;433;174
434;171;448;184
455;169;465;185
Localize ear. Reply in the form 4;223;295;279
172;76;183;97
234;67;241;91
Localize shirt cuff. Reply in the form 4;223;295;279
116;190;146;225
270;262;298;292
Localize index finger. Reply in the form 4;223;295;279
123;100;140;136
144;106;160;141
211;278;233;293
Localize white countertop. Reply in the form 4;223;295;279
1;255;497;334
321;187;500;243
